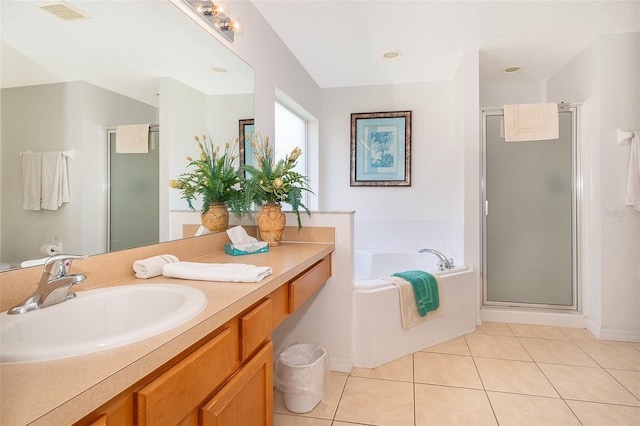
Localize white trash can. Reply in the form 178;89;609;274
274;343;330;413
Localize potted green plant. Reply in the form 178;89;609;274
242;134;312;246
169;134;245;233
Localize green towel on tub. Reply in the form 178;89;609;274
391;270;439;316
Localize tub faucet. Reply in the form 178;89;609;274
418;249;454;271
8;254;87;314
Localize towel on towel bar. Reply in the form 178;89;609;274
383;271;444;330
162;261;272;283
625;131;640;212
22;152;43;211
41;151;70;210
21;151;70;210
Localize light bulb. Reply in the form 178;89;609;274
229;17;242;34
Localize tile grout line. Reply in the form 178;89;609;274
516;334;585;424
465;334;500;426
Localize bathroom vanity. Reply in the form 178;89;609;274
0;228;334;425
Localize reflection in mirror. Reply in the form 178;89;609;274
0;0;254;271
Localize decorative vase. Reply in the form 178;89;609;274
257;203;286;246
201;203;229;233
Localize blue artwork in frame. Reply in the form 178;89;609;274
350;111;412;186
239;119;254;177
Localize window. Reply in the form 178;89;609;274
275;100;308;207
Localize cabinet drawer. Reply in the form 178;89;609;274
241;298;272;361
136;326;238;426
201;341;273;426
289;256;331;312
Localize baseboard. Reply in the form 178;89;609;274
597;327;640;343
480;307;587;328
329;356;352;374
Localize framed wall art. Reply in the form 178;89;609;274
238;118;254;176
350;110;412;186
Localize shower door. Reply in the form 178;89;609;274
108;130;159;252
482;108;577;309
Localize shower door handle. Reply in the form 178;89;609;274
485;200;489;216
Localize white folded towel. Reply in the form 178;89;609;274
41;151;70;210
162;262;272;283
503;103;559;142
22;152;42;211
134;254;179;279
115;124;149;153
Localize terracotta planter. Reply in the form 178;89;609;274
201;203;229;233
257;204;286;246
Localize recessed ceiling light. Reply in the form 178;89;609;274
381;51;402;61
503;66;521;74
211;67;229;74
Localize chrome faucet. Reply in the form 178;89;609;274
8;254;87;314
418;248;454;271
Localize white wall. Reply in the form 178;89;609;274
272;211;354;373
319;82;461;259
1;82;156;265
457;51;482;322
480;82;546;107
548;32;640;341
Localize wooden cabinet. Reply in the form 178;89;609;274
289;256;332;311
240;298;272;361
84;394;133;426
136;326;239;425
202;341;273;426
76;254;331;426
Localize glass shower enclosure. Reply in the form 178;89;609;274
482;107;578;309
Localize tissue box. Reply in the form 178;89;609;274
224;242;269;256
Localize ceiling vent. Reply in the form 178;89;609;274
37;1;89;21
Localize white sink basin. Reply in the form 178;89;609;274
0;284;207;363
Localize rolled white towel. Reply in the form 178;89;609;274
162;262;272;283
133;254;179;279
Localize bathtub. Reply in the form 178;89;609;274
353;249;476;368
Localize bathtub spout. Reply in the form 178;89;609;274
418;249;453;271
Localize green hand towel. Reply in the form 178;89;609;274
391;270;439;316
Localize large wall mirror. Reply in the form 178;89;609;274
0;0;255;271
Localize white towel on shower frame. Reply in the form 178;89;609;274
503;103;559;142
115;124;149;153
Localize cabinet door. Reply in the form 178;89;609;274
241;298;272;361
76;393;133;426
202;341;273;426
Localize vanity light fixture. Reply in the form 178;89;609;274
183;0;241;42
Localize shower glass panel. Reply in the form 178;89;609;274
483;110;575;308
108;131;159;252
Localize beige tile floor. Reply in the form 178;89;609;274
273;322;640;426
